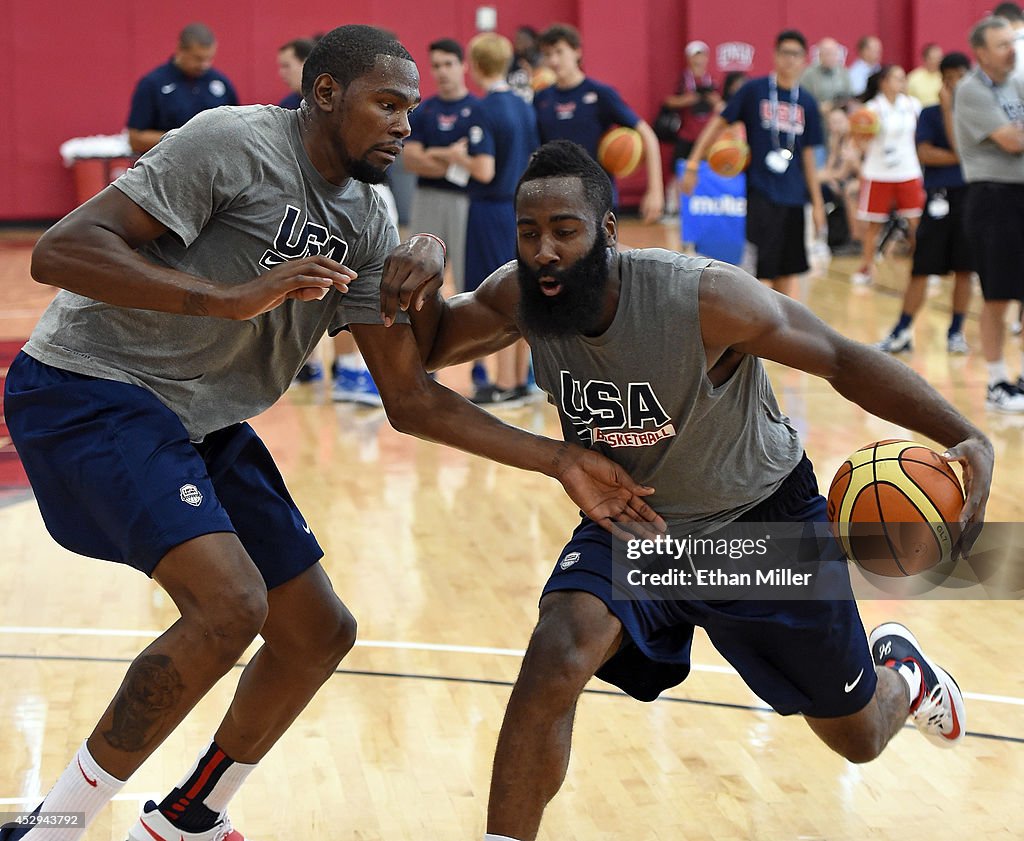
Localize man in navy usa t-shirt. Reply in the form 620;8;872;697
682;30;825;297
533;23;664;223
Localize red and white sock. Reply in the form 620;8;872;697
156;741;256;832
26;740;125;840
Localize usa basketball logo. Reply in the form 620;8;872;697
179;484;203;507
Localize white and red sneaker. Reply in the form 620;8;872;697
126;801;249;841
868;622;966;748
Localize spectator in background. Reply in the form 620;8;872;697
127;22;238;154
682;30;825;298
721;71;749;104
993;3;1024;77
802;37;852;112
851;66;923;286
848;35;882;97
443;32;539;405
878;53;973;355
404;39;478;295
277;38;316;109
508;25;543;101
664;41;720;162
534;24;665;223
906;43;944;106
662;40;719;219
818;108;863;253
954;16;1024;412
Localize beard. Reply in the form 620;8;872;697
347;155;389;185
516;232;612;339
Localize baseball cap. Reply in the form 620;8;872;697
686;40;709;56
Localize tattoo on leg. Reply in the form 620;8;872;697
102;654;186;752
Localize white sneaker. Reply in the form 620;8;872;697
946;332;969;354
986;381;1024;413
876;327;913;353
851;271;872;286
868;623;965;748
126;801;249;841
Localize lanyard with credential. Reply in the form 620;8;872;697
768;74;799;159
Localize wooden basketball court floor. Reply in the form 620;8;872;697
1;223;1022;840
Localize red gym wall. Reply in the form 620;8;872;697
0;0;1002;221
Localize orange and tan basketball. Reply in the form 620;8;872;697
531;66;556;91
597;127;644;178
827;440;964;576
706;134;750;177
849;107;881;137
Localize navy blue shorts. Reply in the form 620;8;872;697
4;352;322;589
542;454;877;717
465;198;516;293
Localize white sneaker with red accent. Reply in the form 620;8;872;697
868;622;966;748
126;801;248;841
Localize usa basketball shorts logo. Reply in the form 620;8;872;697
179;484;203;507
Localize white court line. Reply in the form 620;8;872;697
0;793;158;806
0;625;1021;706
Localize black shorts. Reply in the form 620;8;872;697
542;455;876;718
745;189;809;280
965;181;1024;301
911;186;974;277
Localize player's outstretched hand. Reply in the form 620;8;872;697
942;435;994;560
225;256;357;320
554;444;667;540
380;236;446;327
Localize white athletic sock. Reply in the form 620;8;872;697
484;835;523;841
202;757;257;817
27;740;125;840
337;352;366;371
988;360;1010;387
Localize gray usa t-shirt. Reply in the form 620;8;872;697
953;68;1024;184
523;249;804;528
25;105;401;440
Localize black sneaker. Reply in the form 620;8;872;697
986;381;1024;413
868;622;965;748
0;803;42;840
292;360;324;384
470;385;528;408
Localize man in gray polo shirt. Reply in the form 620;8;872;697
954;15;1024;412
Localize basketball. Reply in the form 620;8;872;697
706;133;750;177
826;440;964;576
597;127;644;178
531;66;556;91
849;107;881;137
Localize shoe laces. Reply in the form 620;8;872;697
212;815;236;841
912;683;950;733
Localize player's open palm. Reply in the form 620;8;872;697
226;256;357;319
556;445;666;540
